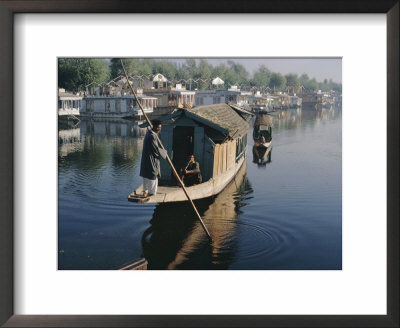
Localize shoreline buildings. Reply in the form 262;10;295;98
58;74;342;119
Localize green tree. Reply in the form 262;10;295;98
58;58;110;92
269;72;286;91
299;73;310;86
175;63;190;80
251;65;271;87
183;59;198;79
137;60;152;76
110;58;143;78
153;61;177;80
285;73;300;86
305;78;319;91
110;58;122;78
198;60;212;89
227;60;249;86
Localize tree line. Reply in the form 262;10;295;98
58;58;342;93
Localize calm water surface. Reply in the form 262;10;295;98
58;107;342;270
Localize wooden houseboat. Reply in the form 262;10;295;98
128;103;253;203
253;114;273;149
300;92;329;110
58;89;82;117
80;95;157;119
249;91;272;112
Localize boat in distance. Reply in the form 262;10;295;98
253;113;273;149
128;103;253;204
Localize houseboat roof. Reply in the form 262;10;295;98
170;89;196;95
185;103;251;137
58;92;83;100
229;104;254;120
137;95;158;100
82;95;157;100
143;103;252;138
153;73;168;82
255;114;273;127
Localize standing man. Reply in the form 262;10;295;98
139;120;167;197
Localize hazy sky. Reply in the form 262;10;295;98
163;58;342;83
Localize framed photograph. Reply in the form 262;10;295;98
1;1;398;327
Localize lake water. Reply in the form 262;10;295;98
58;107;342;270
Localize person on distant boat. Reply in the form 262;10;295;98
139;120;167;197
181;154;202;187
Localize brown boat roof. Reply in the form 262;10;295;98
255;114;273;127
185;103;250;138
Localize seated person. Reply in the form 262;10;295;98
181;154;202;186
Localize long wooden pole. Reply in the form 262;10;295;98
120;59;212;240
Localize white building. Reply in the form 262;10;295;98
169;85;195;108
80;95;158;118
211;77;224;87
143;73;168;90
194;90;224;107
194;87;251;108
58;89;82;116
248;91;271;107
218;88;251;107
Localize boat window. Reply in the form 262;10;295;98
236;134;247;162
116;99;121;113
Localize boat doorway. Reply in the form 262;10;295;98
172;126;194;175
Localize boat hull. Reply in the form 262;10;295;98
128;156;246;203
254;140;271;149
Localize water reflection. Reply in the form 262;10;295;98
59;126;83;157
252;146;272;167
58;106;342;270
78;118;146;138
142;162;252;270
267;107;342;133
58;119;145;173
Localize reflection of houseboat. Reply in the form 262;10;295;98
289;95;302;108
78;119;147;138
128;103;253;203
58;128;83;157
80;94;157;119
138;160;249;269
253;114;273;149
252;145;272;166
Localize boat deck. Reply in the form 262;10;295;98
254;141;271;149
128;157;245;204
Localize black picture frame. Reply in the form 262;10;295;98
0;1;398;327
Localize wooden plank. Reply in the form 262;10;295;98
227;140;235;169
120;258;148;270
222;142;227;172
203;136;215;181
218;144;222;176
128;157;245;204
213;144;220;177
